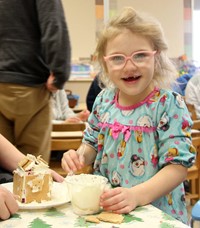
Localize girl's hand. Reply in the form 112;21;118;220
0;186;19;220
50;169;64;182
100;187;138;214
61;149;84;173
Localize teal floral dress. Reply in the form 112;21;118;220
83;87;196;224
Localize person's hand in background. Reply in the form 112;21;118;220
46;73;58;93
64;109;90;123
76;109;90;122
0;186;19;220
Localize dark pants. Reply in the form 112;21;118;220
0;168;13;184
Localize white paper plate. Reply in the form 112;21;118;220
2;181;70;210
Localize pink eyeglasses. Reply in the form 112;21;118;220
104;50;157;70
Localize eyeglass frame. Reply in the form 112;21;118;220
103;50;157;70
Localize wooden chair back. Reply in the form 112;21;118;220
186;136;200;203
51;122;85;146
50;122;93;176
192;137;200;169
193;120;200;131
51;123;85;151
191;120;200;138
186;103;198;120
52;122;86;132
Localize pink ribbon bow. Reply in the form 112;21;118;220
111;121;122;140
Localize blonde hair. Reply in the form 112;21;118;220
95;7;178;89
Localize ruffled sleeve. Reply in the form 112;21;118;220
156;91;196;168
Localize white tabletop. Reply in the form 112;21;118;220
0;188;189;228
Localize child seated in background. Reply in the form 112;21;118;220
185;72;200;119
52;89;90;123
61;7;195;224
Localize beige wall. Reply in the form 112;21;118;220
62;0;184;60
116;0;184;57
65;79;92;103
61;0;96;60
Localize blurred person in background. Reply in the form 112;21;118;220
52;90;90;123
185;72;200;119
86;73;103;112
0;0;71;162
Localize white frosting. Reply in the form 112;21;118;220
65;174;108;215
14;154;49;175
65;174;107;186
71;185;103;214
23;161;35;171
27;174;45;193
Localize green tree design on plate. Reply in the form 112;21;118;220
74;216;94;227
134;207;148;212
162;212;177;221
28;218;52;228
160;222;179;228
123;214;143;223
11;213;21;219
44;207;65;217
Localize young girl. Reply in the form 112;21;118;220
61;7;195;224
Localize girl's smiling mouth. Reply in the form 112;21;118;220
122;75;141;82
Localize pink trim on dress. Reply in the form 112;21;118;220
98;121;156;140
114;87;160;110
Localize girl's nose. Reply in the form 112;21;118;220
123;59;137;69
